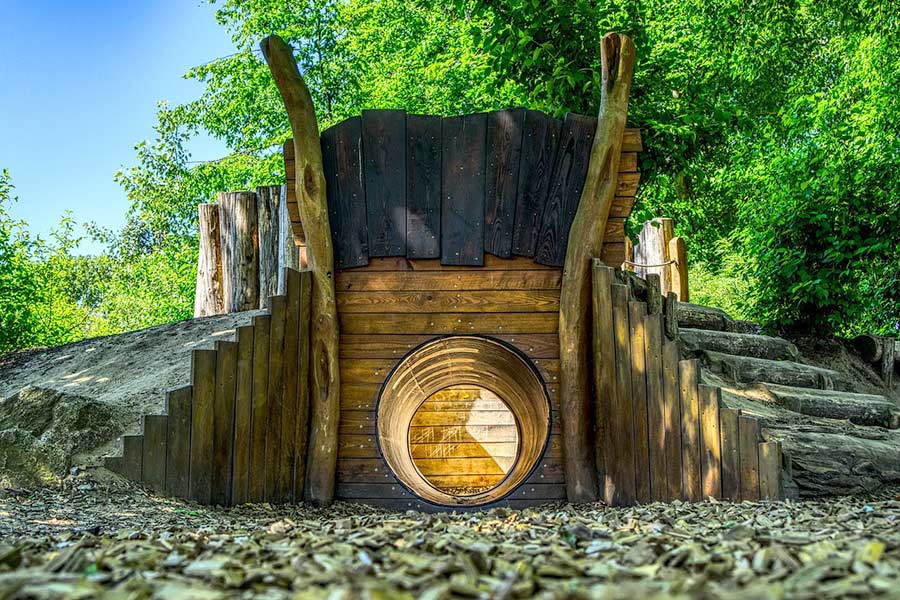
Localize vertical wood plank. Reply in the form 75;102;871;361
628;301;651;503
679;359;702;501
698;384;722;500
484;108;524;258
441;113;487;266
739;415;761;501
122;435;143;483
512;110;561;257
231;325;254;505
294;270;313;500
643;313;667;501
279;269;302;502
189;349;216;504
321;117;368;268
758;441;782;500
266;295;287;501
719;408;742;501
662;341;683;501
362;109;406;257
212;340;237;506
611;284;636;505
141;415;167;491
406;114;442;259
165;386;192;499
248;315;271;503
534;113;596;266
591;261;617;503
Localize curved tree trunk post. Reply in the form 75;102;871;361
558;32;635;503
218;191;260;313
277;183;301;294
257;185;281;309
668;236;689;302
194;203;224;317
261;34;341;506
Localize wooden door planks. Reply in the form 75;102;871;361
441;113;487;265
321;117;368;268
484;109;525;258
362;110;406;257
406;115;442;259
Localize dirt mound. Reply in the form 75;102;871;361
0;311;260;486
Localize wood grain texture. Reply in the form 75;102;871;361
406;114;442;259
628;301;651;503
643;314;667;501
232;325;254;504
339;312;559;335
679;359;702;502
141;415;167;491
218;191;260;312
534;112;597;266
194;204;223;317
321;117;368;268
248;315;271;503
340;333;559;360
662;341;683;500
441;113;487;266
294;270;313;500
362;109;407;257
610;284;636;505
699;384;722;500
122;435;143;483
257;185;281;309
484;109;525;258
739;415;761;501
212;340;237;506
265;295;286;501
189;349;216;504
279;270;302;502
336;289;559;313
359;255;556;271
758;441;782;500
336;269;561;292
165;386;192;499
719;408;742;501
512;110;561;257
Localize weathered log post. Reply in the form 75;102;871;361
194;204;224;317
278;183;301;294
257;185;281;308
218;191;260;312
559;32;635;502
262;34;341;506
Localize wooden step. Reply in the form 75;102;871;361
698;350;845;391
759;383;900;428
676;302;760;334
679;328;799;362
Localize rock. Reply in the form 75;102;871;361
680;328;799;361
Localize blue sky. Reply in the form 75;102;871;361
0;0;236;252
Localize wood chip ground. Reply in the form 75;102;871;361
1;473;899;599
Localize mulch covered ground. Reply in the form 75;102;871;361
1;473;899;599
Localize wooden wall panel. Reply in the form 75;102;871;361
643;314;667;501
248;315;271;502
628;301;651;503
279;270;302;502
739;415;761;501
212;341;237;506
406;115;442;259
362;109;406;257
231;325;254;505
321;117;368;268
484;109;525;258
122;435;143;483
512;111;561;257
441;113;487;266
265;295;287;499
142;414;167;491
189;349;216;504
610;284;636;505
535;113;596;266
699;384;722;500
679;359;702;501
719;408;742;501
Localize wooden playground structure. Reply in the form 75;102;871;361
105;33;783;509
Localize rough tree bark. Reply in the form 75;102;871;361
218;191;260;313
194;204;224;317
257;185;281;309
261;34;341;506
559;33;635;502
